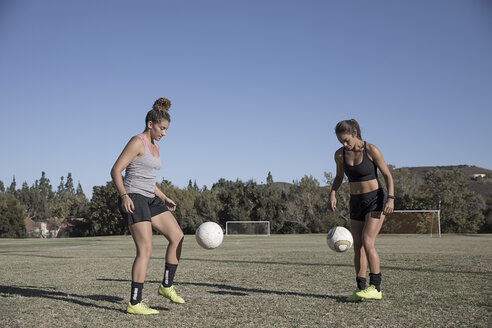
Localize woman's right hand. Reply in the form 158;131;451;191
121;195;134;214
329;194;337;212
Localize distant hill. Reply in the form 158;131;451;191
403;165;492;199
272;165;492;199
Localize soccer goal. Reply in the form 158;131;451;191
225;221;270;236
381;210;441;238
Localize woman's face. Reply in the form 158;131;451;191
148;120;170;141
337;133;358;151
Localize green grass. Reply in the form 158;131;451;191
1;234;491;327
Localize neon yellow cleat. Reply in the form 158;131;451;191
126;300;159;315
356;285;382;300
346;289;363;302
158;284;185;304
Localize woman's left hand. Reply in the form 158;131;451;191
383;199;394;215
164;197;177;211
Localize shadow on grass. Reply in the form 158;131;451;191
0;252;74;259
208;291;248;296
181;257;487;275
0;285;132;313
96;278;345;301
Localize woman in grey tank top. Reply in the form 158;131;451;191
111;98;186;315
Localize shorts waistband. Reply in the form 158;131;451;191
350;188;384;201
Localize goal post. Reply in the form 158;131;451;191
381;210;441;238
225;221;270;236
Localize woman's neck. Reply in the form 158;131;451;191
142;130;153;144
353;139;364;151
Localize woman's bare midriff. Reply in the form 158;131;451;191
349;179;380;195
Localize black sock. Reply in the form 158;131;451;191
369;273;382;292
130;282;143;305
356;276;366;290
162;263;178;287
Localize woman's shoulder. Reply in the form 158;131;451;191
365;141;380;152
334;147;344;161
125;135;146;154
365;142;382;159
129;134;146;144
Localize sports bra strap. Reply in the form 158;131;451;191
138;134;152;154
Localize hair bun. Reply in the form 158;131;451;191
153;97;171;112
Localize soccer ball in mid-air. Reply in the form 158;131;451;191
326;226;353;253
196;222;224;249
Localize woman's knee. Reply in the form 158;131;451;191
169;229;184;244
362;236;375;251
136;242;153;257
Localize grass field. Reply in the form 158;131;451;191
1;234;491;327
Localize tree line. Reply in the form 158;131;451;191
0;167;491;238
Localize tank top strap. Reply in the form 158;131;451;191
138;134;152;154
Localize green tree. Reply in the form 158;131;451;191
16;178;49;220
213;179;254;228
8;176;16;194
76;182;85;198
194;188;220;224
89;181;127;235
282;175;327;233
417;169;485;233
391;166;420;209
158;179;201;234
65;173;75;195
28;172;55;220
37;172;55;200
480;193;492;233
0;180;5;193
246;173;285;233
56;176;66;199
0;193;26;238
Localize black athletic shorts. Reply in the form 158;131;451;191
349;188;386;221
118;193;169;225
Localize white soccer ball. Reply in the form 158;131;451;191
326;226;353;253
196;222;224;249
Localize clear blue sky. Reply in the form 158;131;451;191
1;0;491;199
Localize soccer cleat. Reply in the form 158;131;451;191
356;285;382;300
346;289;363;302
158;284;185;304
126;300;159;315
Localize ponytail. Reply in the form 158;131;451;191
335;119;362;139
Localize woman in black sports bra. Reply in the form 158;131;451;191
329;119;394;301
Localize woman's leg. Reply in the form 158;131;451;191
151;211;184;264
129;221;153;283
359;211;385;297
128;221;153;307
350;219;367;279
152;211;186;303
362;212;385;275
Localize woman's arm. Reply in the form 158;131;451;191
154;185;176;211
110;137;142;213
329;149;345;212
367;143;394;214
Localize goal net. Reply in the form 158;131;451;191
225;221;270;236
381;210;441;237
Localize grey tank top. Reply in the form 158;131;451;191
124;134;162;198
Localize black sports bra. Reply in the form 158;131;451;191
343;141;379;183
